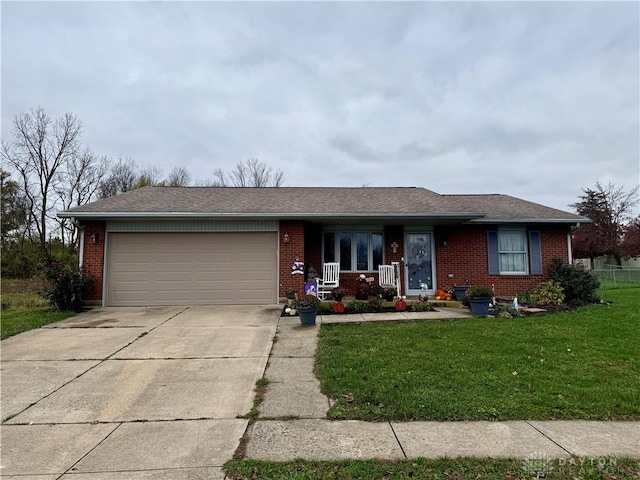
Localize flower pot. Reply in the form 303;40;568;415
395;300;407;312
355;282;369;300
453;286;469;302
298;306;318;326
468;297;491;317
332;302;345;313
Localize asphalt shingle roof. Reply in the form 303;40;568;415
60;186;585;223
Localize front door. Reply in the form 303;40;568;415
405;233;435;295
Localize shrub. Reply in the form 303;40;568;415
410;301;434;312
317;302;333;315
42;261;94;312
367;298;383;313
516;289;533;306
530;280;565;306
548;258;599;303
345;300;367;313
489;304;522;318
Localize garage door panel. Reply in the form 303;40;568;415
155;272;192;282
107;232;277;306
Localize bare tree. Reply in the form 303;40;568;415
98;157;138;198
56;150;109;246
134;165;163;189
1;107;82;259
165;166;191;186
212;158;284;187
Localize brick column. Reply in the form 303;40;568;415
279;221;305;298
80;221;106;303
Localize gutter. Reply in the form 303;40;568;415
57;211;487;220
470;218;590;224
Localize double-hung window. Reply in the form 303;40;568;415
487;229;542;275
498;231;527;274
323;231;384;272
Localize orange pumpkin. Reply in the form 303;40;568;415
436;288;446;297
445;294;452;300
395;300;407;311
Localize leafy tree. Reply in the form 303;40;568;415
621;218;640;259
571;182;639;266
212;158;284;187
1;169;29;246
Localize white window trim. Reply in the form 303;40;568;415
322;229;384;272
498;229;529;275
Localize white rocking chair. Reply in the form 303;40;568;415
378;262;401;298
316;262;340;300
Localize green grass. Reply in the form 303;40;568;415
1;292;75;340
316;288;640;421
225;457;640;479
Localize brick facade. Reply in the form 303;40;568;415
297;223;570;299
80;218;571;304
433;225;570;296
80;221;106;302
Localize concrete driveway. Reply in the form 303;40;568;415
0;305;280;479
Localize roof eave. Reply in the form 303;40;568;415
470;217;590;224
58;211;486;221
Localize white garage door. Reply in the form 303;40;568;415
107;232;277;306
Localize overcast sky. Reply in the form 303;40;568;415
2;1;639;213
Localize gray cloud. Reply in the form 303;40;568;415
2;1;638;213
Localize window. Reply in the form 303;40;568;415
498;231;527;274
488;230;542;275
323;231;384;272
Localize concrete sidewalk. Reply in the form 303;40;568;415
249;310;640;461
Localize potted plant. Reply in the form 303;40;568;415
356;274;369;300
395;296;407;311
382;288;396;301
466;285;493;317
453;284;469;302
285;288;297;300
331;286;348;313
295;294;321;326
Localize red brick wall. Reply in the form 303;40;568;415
279;221;305;298
434;225;570;296
80;221;106;302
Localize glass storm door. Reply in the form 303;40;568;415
405;233;434;294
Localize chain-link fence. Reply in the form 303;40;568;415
592;266;640;289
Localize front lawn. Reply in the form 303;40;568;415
225;457;640;480
1;293;75;340
316;288;640;421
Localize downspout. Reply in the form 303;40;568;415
74;218;85;269
568;223;579;265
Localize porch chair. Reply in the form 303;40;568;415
378;261;401;298
316;262;340;300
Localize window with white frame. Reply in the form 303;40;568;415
498;230;528;274
323;231;384;272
